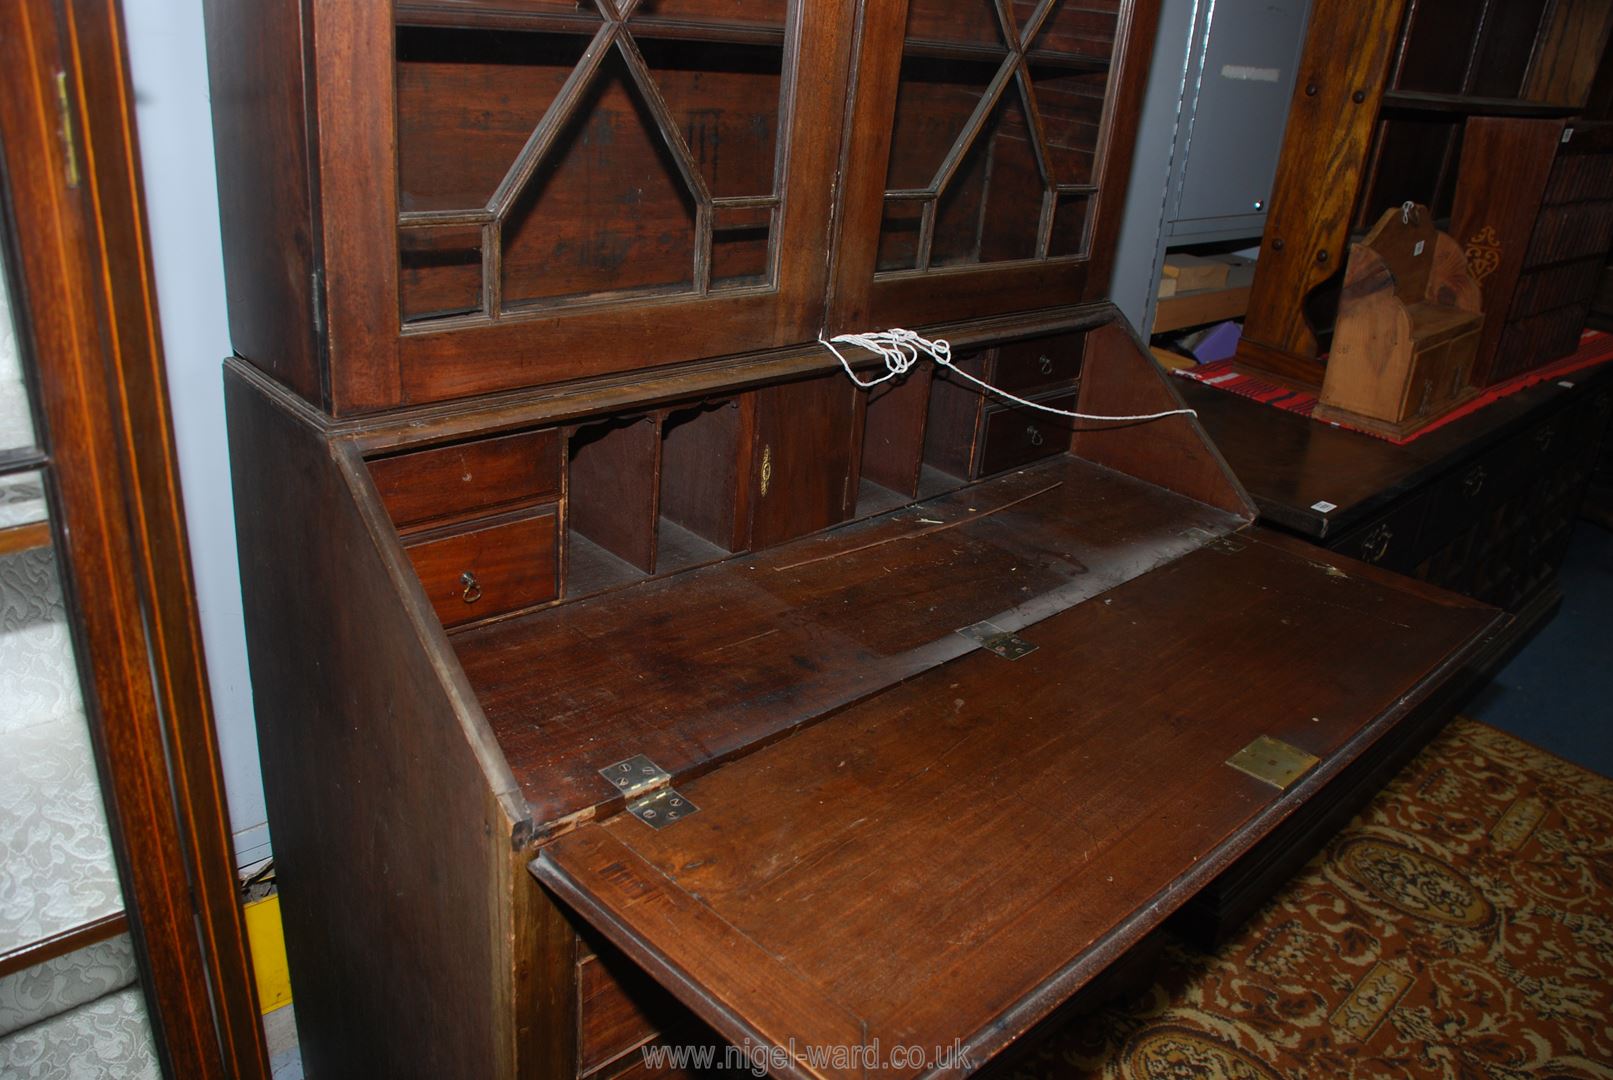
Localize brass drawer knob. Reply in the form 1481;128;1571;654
461;570;482;604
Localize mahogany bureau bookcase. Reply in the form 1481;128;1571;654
206;2;1502;1077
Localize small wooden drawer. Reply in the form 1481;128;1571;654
976;392;1076;476
1329;491;1429;574
577;948;689;1077
403;506;558;628
991;332;1084;394
370;428;560;531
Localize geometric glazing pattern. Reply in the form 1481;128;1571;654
878;0;1118;272
396;0;785;324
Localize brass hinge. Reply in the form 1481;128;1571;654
957;620;1037;660
599;754;699;830
53;72;80;189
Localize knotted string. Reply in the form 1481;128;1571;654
819;329;1197;423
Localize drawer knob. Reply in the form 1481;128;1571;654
1462;466;1486;498
1026;425;1044;447
1363;524;1393;564
460;570;482;604
1535;425;1555;452
1038;354;1054;376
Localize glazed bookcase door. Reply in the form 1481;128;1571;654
323;0;851;411
830;0;1159;331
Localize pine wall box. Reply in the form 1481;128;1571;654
1;0;268;1076
208;2;1502;1077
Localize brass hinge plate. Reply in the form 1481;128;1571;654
1226;735;1320;790
624;787;699;830
957;620;1037;660
599;754;699;829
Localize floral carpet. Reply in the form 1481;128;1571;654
1004;718;1613;1079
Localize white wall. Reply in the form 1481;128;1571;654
122;0;269;867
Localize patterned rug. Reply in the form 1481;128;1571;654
1003;718;1613;1079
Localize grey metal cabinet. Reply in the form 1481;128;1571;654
1166;0;1311;242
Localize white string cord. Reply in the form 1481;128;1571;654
818;328;1197;424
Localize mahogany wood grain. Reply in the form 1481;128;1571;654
1235;0;1411;388
4;3;269;1074
578;943;691;1075
309;0;402;411
456;454;1245;829
1073;323;1255;519
370;426;561;531
201;0;322;407
659;400;746;552
920;351;989;479
337;305;1115;456
535;528;1499;1078
405;506;560;627
747;373;860;548
569;415;662;573
227;363;530;1079
859;367;934;498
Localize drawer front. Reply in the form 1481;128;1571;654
1524;202;1613;269
1508;259;1602;321
403;507;558;627
1493;305;1591;382
1329;491;1429;574
370;427;560;531
1544;154;1613;205
975;392;1076;476
991;332;1085;394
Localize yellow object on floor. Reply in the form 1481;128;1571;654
244;893;292;1014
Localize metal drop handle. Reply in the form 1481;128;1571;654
1027;425;1044;447
1038;354;1054;375
1462;466;1486;498
1363;524;1393;564
461;570;482;604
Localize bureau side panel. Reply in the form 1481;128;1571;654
225;367;519;1079
203;0;323;406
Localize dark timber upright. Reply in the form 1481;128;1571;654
210;2;1504;1076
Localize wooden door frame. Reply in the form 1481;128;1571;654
0;0;269;1076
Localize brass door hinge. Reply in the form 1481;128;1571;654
599;754;699;830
